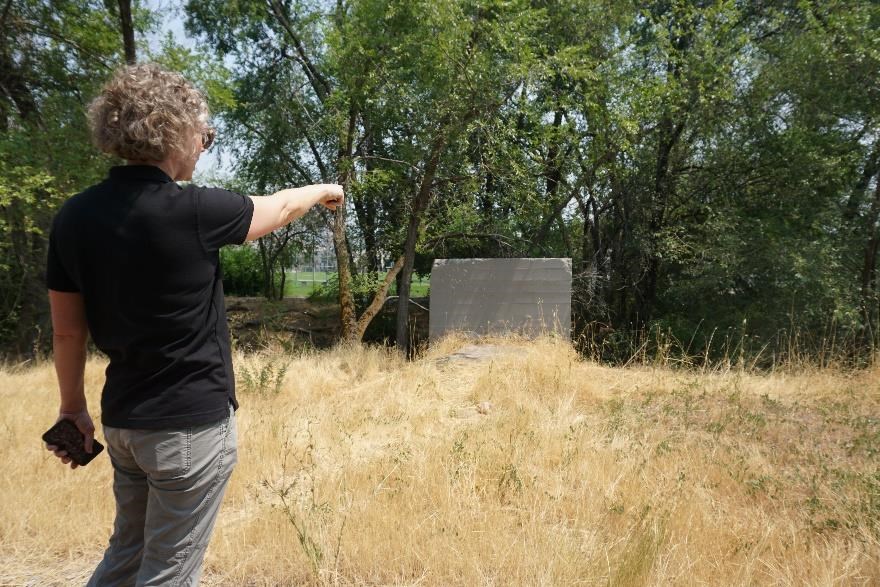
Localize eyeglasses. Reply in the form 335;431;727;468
201;127;216;150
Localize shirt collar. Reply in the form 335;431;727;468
109;165;173;183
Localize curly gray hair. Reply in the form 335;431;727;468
88;63;210;161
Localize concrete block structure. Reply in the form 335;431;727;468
429;258;572;340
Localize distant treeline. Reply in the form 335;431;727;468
2;1;878;365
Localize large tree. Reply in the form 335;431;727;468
0;0;149;356
185;0;541;350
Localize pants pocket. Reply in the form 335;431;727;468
135;428;192;479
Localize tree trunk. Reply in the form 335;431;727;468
531;108;565;247
348;255;406;342
575;192;596;273
609;182;632;326
257;238;273;299
395;134;447;355
353;120;381;273
334;108;358;339
333;205;358;338
843;142;879;224
640;114;685;326
116;0;136;64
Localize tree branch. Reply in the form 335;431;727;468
286;113;330;182
19;20;112;70
116;0;136;64
266;0;331;102
353;155;420;172
424;231;522;254
353;254;406;341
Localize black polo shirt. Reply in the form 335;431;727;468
46;165;254;429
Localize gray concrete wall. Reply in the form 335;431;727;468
429;258;572;340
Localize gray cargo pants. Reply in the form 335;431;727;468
87;405;237;587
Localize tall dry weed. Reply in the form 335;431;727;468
1;334;877;585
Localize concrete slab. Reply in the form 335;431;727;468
429;258;572;340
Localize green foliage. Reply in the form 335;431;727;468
178;0;880;363
3;0;879;364
220;245;264;297
309;272;384;310
0;166;61;245
152;33;237;113
0;0;143;355
238;360;288;396
0;164;64;343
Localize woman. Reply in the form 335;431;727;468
44;63;343;586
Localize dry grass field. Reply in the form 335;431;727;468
1;335;878;586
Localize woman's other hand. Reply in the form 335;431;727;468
45;409;95;470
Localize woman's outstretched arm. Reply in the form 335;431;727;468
246;184;344;241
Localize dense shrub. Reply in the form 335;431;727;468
309;272;384;310
220;245;263;296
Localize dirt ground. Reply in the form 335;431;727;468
225;296;431;351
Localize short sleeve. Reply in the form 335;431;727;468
194;187;255;252
46;217;80;292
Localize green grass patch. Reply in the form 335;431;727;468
284;271;429;298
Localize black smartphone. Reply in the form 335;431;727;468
42;419;105;466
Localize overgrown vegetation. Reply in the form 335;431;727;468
220;245;264;297
2;1;879;363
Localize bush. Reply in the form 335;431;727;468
308;272;384;310
220;245;263;296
